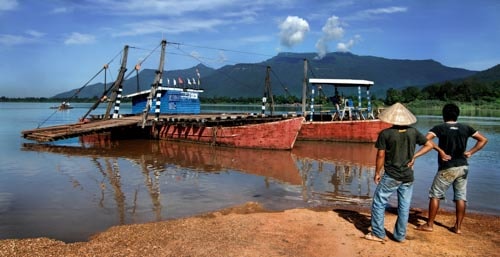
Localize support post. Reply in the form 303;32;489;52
302;59;307;114
310;86;315;122
105;45;129;119
367;86;373;119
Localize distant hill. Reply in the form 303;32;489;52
53;52;480;99
458;64;500;83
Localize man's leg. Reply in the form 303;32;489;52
369;174;398;240
452;166;468;234
427;198;440;227
453;200;466;234
393;182;413;242
416;197;439;231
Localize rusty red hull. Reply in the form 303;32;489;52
298;119;391;143
154;117;304;150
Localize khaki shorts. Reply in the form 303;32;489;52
429;166;468;201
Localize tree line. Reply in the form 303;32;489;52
384;80;500;105
2;80;499;106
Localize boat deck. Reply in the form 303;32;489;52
22;116;142;142
21;113;295;142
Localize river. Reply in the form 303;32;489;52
0;102;498;242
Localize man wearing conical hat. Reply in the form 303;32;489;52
364;102;447;243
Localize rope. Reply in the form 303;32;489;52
124;44;161;80
172;45;261;93
37;49;123;128
270;68;292;97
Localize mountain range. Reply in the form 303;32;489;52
53;52;498;99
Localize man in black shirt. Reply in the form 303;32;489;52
416;103;488;234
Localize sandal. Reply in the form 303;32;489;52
364;233;385;243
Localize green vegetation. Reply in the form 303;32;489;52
382;80;500;116
2;79;499;117
385;80;500;105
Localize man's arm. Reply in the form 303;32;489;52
374;149;385;184
464;132;488;158
408;133;450;167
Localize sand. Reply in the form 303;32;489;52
0;202;498;257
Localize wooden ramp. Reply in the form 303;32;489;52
22;116;142;142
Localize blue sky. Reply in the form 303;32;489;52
1;0;499;97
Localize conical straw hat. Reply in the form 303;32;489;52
378;102;417;125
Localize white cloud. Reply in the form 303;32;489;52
52;7;71;14
85;0;247;16
337;35;361;52
112;18;226;37
241;35;273;43
348;6;408;20
364;6;408;15
190;51;201;60
321;16;344;40
0;30;44;46
0;0;18;11
25;30;45;38
64;32;96;45
315;16;344;59
278;16;310;48
216;51;227;64
0;34;26;46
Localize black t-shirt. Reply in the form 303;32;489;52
375;126;428;182
429;122;477;170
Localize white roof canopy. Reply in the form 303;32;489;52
308;78;374;87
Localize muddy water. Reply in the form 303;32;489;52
1;102;498;242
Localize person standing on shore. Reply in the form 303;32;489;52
416;103;488;234
364;102;445;243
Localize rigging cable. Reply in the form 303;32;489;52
37;49;124;128
269;68;292;97
172;45;258;93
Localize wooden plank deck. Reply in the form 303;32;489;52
22;116;142;142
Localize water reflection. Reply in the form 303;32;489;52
292;141;376;206
22;138;377;217
22;139;304;225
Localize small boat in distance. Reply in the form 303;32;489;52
50;101;73;110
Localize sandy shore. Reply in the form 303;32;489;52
0;202;498;257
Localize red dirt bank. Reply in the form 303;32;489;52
0;202;498;257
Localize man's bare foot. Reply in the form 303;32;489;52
415;223;433;232
450;227;462;234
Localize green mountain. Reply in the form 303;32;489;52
53;52;479;99
459;64;500;82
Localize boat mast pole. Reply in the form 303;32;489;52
142;39;167;128
105;45;129;119
81;45;128;121
263;66;274;115
302;59;307;114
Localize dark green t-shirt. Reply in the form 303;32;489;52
375;126;428;182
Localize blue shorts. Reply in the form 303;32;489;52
429;166;468;201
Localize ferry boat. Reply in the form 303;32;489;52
24;39;304;150
297;77;391;143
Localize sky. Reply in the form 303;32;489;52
1;0;499;98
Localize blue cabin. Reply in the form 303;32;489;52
125;87;204;115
